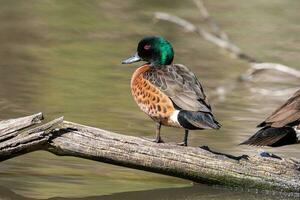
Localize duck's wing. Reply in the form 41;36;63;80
258;89;300;128
144;64;212;113
240;126;297;147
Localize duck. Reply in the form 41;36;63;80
241;89;300;147
122;36;221;146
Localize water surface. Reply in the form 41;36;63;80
0;0;299;199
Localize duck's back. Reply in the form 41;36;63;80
143;64;212;113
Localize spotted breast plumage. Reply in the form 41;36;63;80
122;36;221;146
131;64;179;128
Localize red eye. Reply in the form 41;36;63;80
144;44;151;50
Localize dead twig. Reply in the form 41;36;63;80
241;63;300;81
250;87;300;96
154;12;256;63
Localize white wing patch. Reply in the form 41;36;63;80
170;110;180;126
294;126;300;137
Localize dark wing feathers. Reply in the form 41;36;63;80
242;89;300;147
178;111;221;130
144;64;211;112
258;89;300;128
240;126;297;147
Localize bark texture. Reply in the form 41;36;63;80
1;113;300;193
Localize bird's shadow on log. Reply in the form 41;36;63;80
199;145;250;161
199;146;285;161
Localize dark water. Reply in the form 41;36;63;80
0;0;299;199
0;184;299;200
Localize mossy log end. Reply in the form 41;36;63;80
1;113;300;193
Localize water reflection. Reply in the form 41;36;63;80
0;185;299;200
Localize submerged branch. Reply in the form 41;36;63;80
193;0;229;41
241;62;300;81
154;12;255;63
153;1;300;81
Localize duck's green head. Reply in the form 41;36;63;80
122;36;174;66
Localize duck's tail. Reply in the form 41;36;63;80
240;126;298;147
177;110;221;130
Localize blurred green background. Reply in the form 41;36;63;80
0;0;299;199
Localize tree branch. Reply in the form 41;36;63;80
1;113;300;193
0;115;63;161
0;112;43;142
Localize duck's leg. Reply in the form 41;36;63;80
142;122;164;143
177;130;189;146
154;122;163;143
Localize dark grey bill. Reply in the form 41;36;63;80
122;52;141;64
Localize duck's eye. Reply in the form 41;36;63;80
144;44;151;50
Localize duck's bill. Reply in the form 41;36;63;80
122;52;141;64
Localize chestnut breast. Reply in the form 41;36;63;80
131;64;181;127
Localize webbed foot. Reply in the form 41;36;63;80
177;142;187;146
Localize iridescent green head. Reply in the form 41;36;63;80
122;36;174;66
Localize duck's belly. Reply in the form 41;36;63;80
131;70;181;128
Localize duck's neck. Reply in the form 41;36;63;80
153;40;174;65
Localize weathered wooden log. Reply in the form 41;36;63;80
0;113;63;161
1;113;300;193
0;112;43;142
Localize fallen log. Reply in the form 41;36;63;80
1;113;300;193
